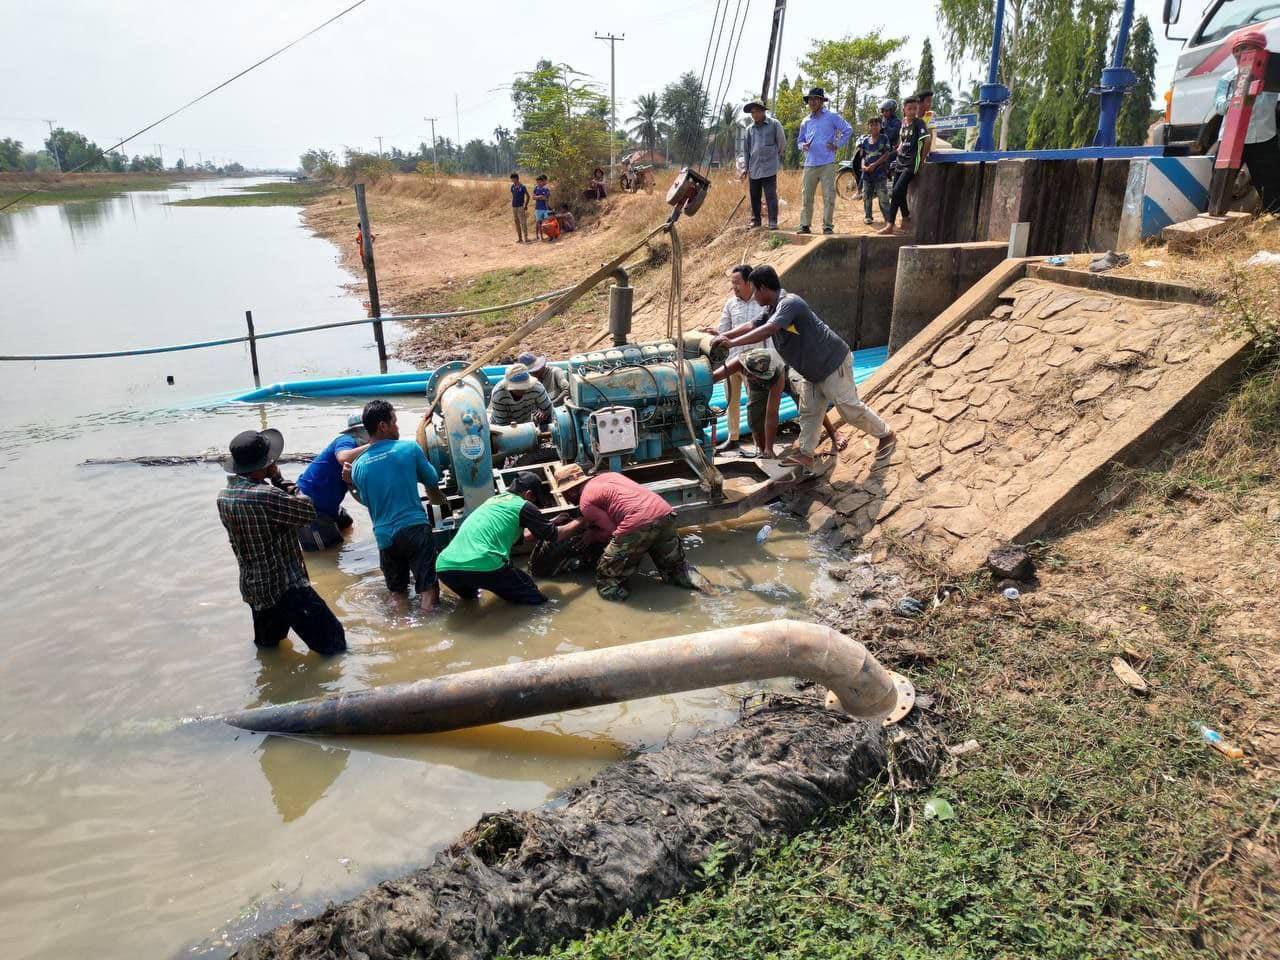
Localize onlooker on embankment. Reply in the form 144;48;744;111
856;116;893;225
740;99;786;230
878;95;930;236
796;86;852;235
533;174;552;241
510;172;530;244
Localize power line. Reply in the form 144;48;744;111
1;0;372;213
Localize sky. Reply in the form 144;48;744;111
0;0;1190;170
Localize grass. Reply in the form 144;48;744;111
0;171;182;207
167;180;336;207
435;265;561;328
507;565;1273;960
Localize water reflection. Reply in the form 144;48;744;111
252;645;347;708
256;735;349;823
58;195;118;241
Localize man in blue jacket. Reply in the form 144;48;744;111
351;400;453;609
797;87;852;235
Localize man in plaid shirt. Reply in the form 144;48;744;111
217;428;346;655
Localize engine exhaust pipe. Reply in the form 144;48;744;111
224;620;912;736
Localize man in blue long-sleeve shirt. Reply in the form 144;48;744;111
797;87;852;235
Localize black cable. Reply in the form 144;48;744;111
700;0;752;174
696;0;727;107
1;0;371;214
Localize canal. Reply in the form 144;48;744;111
0;178;836;958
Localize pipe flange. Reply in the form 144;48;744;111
881;671;916;727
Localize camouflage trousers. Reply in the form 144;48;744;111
596;515;697;602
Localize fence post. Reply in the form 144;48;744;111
245;309;261;387
354;183;388;374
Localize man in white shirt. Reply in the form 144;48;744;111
714;264;766;452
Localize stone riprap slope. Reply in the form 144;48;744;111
801;273;1240;570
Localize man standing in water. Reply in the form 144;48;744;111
711;265;894;472
217;428;346;655
296;413;369;551
351;400;452;608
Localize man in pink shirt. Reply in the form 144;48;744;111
554;464;698;602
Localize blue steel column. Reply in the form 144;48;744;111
976;0;1011;152
1093;0;1137;147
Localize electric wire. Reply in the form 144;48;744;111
1;0;371;213
700;0;752;175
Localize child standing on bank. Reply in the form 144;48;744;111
533;174;552;241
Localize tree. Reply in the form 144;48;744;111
513;60;610;205
774;75;807;168
887;64;905;105
44;127;106;172
300;148;336;176
1118;15;1158;145
712;102;741;166
628;92;664;161
661;72;708;165
0;137;22;171
1024;0;1115;149
933;81;955;117
799;31;908;128
916;38;936;95
938;0;1070;149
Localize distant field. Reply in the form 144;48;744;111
168;180;336;207
0;172;185;208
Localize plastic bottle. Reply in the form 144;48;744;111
1197;724;1245;760
755;524;773;544
1002;586;1021;601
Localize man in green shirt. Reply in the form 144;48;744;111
435;472;571;604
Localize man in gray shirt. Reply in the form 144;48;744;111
712;265;894;470
740;100;786;230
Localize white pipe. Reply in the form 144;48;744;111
224;620;906;736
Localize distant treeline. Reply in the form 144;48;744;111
0;128;244;175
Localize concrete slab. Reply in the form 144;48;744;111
1161;211;1251;253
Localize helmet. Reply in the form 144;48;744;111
879;99;897;112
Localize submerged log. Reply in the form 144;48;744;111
234;699;943;960
80;453;318;467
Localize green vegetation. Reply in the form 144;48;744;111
167;180;336;207
513;552;1272;958
0;173;180;208
437;265;562;328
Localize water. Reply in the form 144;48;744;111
0;179;836;959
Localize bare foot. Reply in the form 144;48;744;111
876;223;896;235
875;431;897;457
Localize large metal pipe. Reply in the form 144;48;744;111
608;269;633;347
224;620;907;736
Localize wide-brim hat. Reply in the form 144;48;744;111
224;428;284;475
341;412;369;441
502;362;533;389
742;99;766;113
516;351;548;374
553;462;591;494
805;87;829;102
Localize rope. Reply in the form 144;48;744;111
0;0;371;214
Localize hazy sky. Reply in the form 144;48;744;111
1;0;1186;169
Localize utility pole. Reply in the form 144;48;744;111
423;116;439;171
353;183;388;374
595;32;625;182
375;135;384;157
42;120;61;172
454;93;461;149
761;1;786;105
156;144;164;169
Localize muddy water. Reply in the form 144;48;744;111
0;179;837;959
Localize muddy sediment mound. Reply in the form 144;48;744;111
236;699;943;960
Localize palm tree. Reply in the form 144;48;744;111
627;92;663;162
714;102;740;166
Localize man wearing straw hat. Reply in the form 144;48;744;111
217;428;346;655
552;464;699;603
488;362;555;427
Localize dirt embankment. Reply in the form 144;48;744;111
234;701;945;960
301;172;883;368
